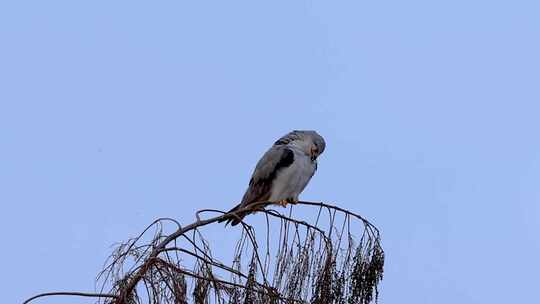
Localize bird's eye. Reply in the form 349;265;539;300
310;146;318;160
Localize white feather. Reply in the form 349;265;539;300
268;146;316;201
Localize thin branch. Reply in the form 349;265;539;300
27;201;384;304
23;291;117;304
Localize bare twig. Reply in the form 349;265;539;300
24;201;384;304
23;292;117;304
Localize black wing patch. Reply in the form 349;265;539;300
269;147;294;180
242;147;295;205
223;147;295;226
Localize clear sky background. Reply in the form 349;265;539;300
1;1;539;303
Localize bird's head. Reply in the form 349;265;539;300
275;130;326;161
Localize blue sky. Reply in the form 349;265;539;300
1;1;539;303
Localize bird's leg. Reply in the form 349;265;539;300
277;199;289;208
277;198;297;207
287;197;299;205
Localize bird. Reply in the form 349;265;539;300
219;130;326;226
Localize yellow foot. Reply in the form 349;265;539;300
277;199;288;208
277;198;298;208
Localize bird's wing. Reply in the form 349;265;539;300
240;145;295;207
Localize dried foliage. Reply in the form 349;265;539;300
24;201;384;304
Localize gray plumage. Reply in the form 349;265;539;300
220;130;326;226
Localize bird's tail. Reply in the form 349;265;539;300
218;203;246;226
